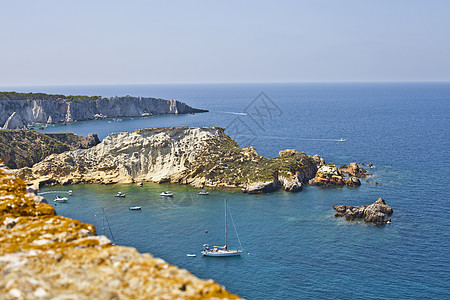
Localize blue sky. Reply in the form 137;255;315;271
1;0;449;85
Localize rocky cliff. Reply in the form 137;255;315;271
0;129;100;169
0;95;208;129
0;160;239;299
16;127;318;193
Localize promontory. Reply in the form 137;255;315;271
16;126;361;193
0;91;207;129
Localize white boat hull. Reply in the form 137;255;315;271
54;198;68;203
202;250;243;257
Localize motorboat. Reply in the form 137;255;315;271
198;190;209;195
54;195;68;203
186;254;197;257
115;192;126;198
339;138;346;142
68;190;73;196
202;199;244;257
160;191;173;197
129;206;142;210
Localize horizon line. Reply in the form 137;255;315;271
1;80;450;89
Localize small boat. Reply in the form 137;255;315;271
160;191;173;197
129;206;142;210
186;254;197;257
54;195;68;203
202;199;244;257
198;190;209;195
339;138;346;142
115;192;126;198
68;190;73;196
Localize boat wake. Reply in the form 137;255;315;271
217;111;248;116
233;134;346;142
38;191;70;195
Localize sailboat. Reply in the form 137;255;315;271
202;199;243;257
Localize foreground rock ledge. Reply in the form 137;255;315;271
0;161;240;299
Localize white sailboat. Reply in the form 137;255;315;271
202;199;243;257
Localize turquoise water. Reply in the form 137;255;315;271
23;82;450;299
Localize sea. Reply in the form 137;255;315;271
5;83;450;299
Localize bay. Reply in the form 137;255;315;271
10;82;448;299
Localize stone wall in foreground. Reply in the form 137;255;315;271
0;160;239;299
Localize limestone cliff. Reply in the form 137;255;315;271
16;127;318;193
0;160;239;299
0;95;207;129
0;129;100;169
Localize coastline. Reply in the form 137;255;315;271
0;160;240;299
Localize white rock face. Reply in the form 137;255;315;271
2;112;27;129
0;97;207;129
18;127;223;187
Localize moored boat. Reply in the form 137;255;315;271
198;190;209;195
115;192;126;197
202;199;244;257
160;191;173;197
54;195;68;203
129;206;142;210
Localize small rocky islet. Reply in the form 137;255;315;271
333;198;394;225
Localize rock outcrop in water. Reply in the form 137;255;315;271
0;160;239;299
309;163;361;187
0;95;207;129
0;129;100;169
333;198;393;224
16;127;318;193
339;162;370;178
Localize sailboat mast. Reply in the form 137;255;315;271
102;208;105;235
225;199;227;250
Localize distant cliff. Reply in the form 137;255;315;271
0;93;208;129
0;160;239;299
16;126;319;193
0;129;100;169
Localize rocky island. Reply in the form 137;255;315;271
0;92;208;129
16;127;323;193
0;160;239;299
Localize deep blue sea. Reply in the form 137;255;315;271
6;83;450;299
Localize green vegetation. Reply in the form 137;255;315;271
0;129;99;169
0;91;102;103
190;131;316;186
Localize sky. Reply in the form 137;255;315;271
1;0;450;86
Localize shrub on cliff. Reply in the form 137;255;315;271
0;129;99;169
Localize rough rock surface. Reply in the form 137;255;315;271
339;162;370;178
0;129;100;169
16;127;318;193
2;112;27;129
309;163;361;187
0;96;207;128
333;198;393;224
0;160;239;299
312;154;326;166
